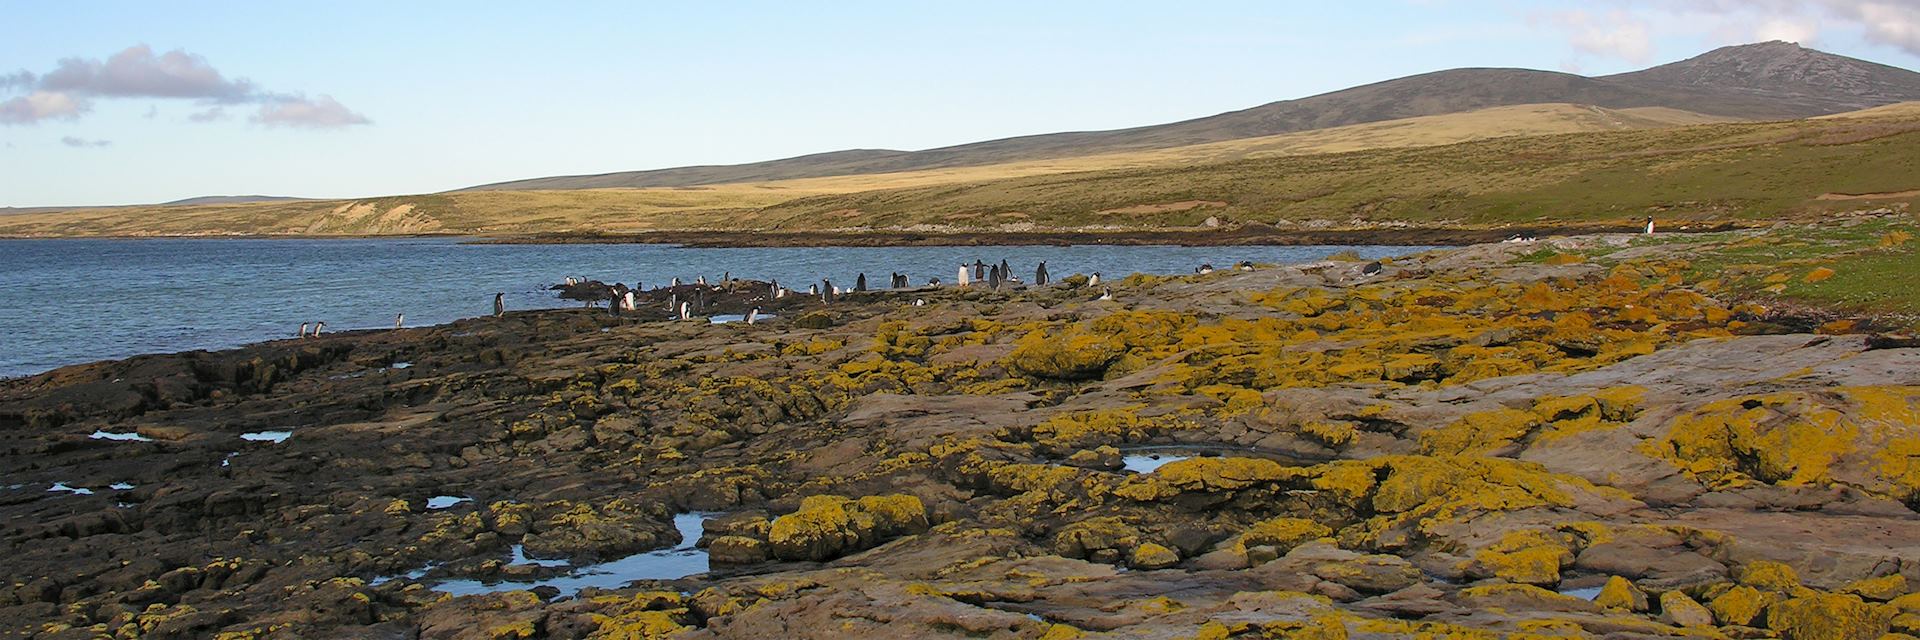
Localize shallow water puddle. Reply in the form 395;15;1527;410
1121;454;1191;473
391;362;412;369
1560;586;1603;600
240;431;292;443
109;482;134;490
427;496;472;510
48;482;93;495
433;512;715;597
709;314;775;324
89;430;152;442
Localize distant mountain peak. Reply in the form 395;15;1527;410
1606;40;1920;111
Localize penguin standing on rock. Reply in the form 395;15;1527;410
973;260;987;280
822;280;835;303
746;307;760;325
957;265;971;288
395;314;405;329
1035;262;1049;286
299;323;310;338
856;273;867;292
312;321;326;336
494;293;506;318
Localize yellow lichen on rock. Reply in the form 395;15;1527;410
1767;593;1892;640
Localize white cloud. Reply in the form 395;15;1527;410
1554;0;1920;61
252;95;372;129
0;91;89;125
59;136;111;148
40;44;256;101
1538;10;1654;64
2;44;369;129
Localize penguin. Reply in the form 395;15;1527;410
672;277;682;287
1035;261;1049;286
1088;273;1101;287
394;314;404;330
565;276;577;286
1361;261;1383;277
494;293;505;318
299;322;310;338
973;260;986;280
623;290;637;312
1237;261;1254;272
822;279;835;303
746;307;760;325
1097;287;1114;301
1645;216;1655;235
312;321;325;336
929;277;942;286
1197;264;1215;275
856;273;867;292
957;264;971;287
999;259;1010;277
608;290;622;316
771;280;780;297
988;264;1003;289
723;271;730;283
913;299;926;306
678;301;691;321
809;284;819;296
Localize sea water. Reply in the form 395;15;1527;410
0;237;1420;378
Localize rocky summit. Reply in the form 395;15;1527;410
3;216;1919;639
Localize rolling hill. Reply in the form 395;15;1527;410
1;102;1914;238
460;41;1920;192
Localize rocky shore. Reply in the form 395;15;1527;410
473;223;1744;248
3;223;1918;639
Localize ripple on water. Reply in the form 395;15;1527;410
432;512;715;597
89;430;152;442
240;431;292;443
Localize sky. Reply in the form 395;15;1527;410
3;1;1918;208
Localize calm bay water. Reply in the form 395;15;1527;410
0;237;1420;378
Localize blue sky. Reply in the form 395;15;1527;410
3;1;1918;207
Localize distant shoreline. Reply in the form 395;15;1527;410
471;223;1742;248
0;223;1749;247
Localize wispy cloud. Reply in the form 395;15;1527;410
59;136;111;148
1541;0;1920;64
0;44;370;129
252;95;371;129
0;91;89;125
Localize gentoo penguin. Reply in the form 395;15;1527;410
1645;216;1655;235
312;321;326;336
973;260;986;280
623;291;637;312
678;301;691;321
1237;261;1254;271
1088;273;1101;287
746;307;760;325
299;322;310;338
1097;287;1114;301
697;275;707;286
822;280;835;303
565;276;577;286
1197;264;1215;275
809;284;819;296
988;264;1003;289
929;277;942;286
394;314;404;330
494;293;505;317
913;299;926;306
1035;261;1049;286
999;259;1010;277
856;273;867;292
672;277;682;287
723;271;730;283
958;265;971;287
771;280;781;297
608;290;622;316
1361;261;1383;276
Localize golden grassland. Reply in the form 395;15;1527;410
1;102;1913;238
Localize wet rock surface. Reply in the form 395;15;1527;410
2;224;1918;638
